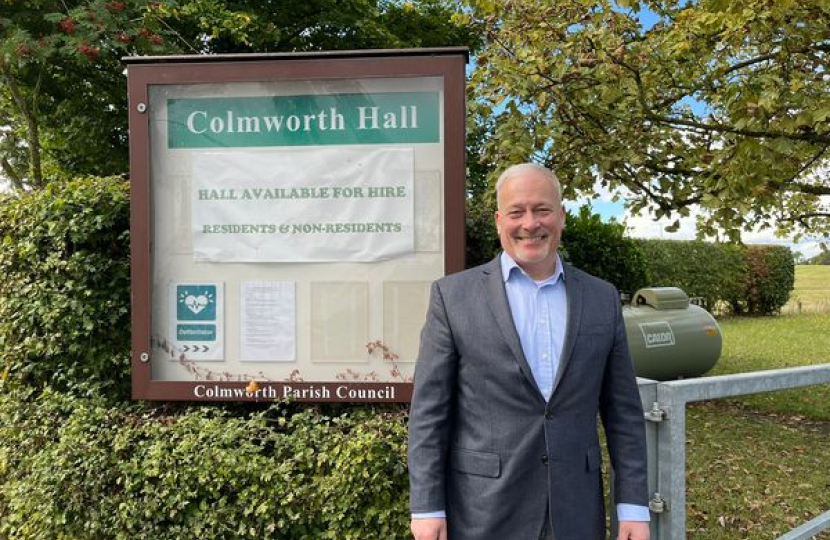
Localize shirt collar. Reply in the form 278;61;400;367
500;252;565;285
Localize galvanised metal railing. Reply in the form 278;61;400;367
612;365;830;540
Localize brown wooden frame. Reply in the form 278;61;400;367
126;48;467;402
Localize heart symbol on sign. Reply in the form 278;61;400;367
184;294;209;314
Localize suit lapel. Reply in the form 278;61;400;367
481;256;543;397
551;263;583;396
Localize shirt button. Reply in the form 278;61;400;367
545;411;553;420
541;454;549;465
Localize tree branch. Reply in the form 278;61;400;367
612;44;830;144
645;114;830;144
0;156;24;190
0;61;43;187
768;147;830;195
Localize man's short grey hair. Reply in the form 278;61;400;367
495;163;563;204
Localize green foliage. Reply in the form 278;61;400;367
466;0;830;239
0;388;411;540
463;108;499;268
734;245;795;315
0;1;176;188
464;194;499;268
158;0;481;54
0;176;131;395
1;0;478;188
636;239;746;311
561;207;650;295
636;239;795;315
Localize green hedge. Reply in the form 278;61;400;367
0;386;411;540
735;245;796;315
0;177;131;395
561;207;650;295
635;239;794;315
635;239;745;310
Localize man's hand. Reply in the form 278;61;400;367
411;517;447;540
617;521;649;540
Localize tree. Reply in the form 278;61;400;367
464;0;830;241
0;0;478;189
807;243;830;264
154;0;480;54
0;1;177;189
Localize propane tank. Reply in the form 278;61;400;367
622;287;721;380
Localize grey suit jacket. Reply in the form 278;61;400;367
408;256;648;540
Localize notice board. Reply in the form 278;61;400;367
126;49;467;402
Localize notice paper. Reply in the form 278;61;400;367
240;281;296;362
191;147;415;262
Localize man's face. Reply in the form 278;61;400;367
495;170;565;280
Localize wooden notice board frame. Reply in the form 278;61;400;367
126;48;467;402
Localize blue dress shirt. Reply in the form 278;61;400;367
500;252;567;401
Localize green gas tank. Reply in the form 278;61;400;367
622;287;721;380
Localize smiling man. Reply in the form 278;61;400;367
408;163;650;540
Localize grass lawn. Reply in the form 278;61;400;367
680;269;829;540
783;265;830;314
686;401;829;540
711;313;830;420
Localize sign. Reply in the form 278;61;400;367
639;321;677;349
127;49;467;402
191;148;414;262
168;282;224;360
168;92;440;147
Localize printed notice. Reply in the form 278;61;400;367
240;281;296;362
191;147;415;262
169;282;224;361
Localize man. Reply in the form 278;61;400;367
408;163;650;540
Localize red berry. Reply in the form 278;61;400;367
105;1;127;12
78;44;100;60
59;18;77;34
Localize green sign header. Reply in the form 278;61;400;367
167;92;440;148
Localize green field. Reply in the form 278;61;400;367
712;313;830;419
682;266;830;540
783;265;830;314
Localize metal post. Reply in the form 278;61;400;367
655;383;686;540
646;365;830;540
639;379;661;540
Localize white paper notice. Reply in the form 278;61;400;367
192;147;415;262
240;281;296;362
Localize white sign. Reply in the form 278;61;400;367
240;281;296;362
191;148;414;262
